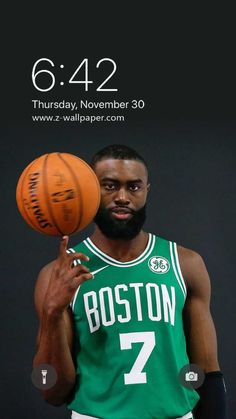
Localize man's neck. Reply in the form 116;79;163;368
89;228;149;262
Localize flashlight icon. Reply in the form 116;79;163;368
31;364;57;390
41;369;48;385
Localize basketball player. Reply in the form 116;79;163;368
33;145;227;419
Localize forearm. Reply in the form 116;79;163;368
33;309;76;405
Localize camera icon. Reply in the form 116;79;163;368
185;372;198;382
179;364;204;389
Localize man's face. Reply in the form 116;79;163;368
93;159;150;240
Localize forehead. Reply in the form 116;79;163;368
93;159;148;182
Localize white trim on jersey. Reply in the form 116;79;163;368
85;232;152;265
72;286;81;312
67;248;81;266
176;413;193;419
169;241;187;299
173;242;187;295
71;410;193;419
67;248;81;309
71;411;98;419
83;233;155;267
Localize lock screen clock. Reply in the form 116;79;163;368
32;57;118;92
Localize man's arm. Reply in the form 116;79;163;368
179;247;219;371
178;246;227;418
33;236;92;406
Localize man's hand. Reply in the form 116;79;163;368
43;236;93;315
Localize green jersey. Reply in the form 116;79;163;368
67;234;199;419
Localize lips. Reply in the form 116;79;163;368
110;206;133;220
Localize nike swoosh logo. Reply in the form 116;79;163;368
91;265;109;275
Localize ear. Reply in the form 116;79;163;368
147;183;151;192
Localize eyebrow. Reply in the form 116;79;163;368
101;177;144;183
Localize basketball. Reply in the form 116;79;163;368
16;152;101;236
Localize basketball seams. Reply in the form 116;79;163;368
42;154;64;236
76;155;100;214
67;153;101;222
19;157;44;232
58;153;83;234
16;152;100;237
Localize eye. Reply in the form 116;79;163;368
129;183;140;191
103;183;116;191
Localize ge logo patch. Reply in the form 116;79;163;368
148;256;170;274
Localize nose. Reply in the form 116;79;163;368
114;187;130;205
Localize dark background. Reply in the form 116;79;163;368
1;4;236;419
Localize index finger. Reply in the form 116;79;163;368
59;235;69;255
59;236;90;263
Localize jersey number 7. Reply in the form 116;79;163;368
119;331;156;385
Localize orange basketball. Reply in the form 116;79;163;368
16;152;101;236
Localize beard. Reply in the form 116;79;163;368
94;204;147;240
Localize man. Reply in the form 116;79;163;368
33;144;227;419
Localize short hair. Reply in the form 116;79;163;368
91;144;148;172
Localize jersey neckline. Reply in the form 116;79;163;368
83;233;156;267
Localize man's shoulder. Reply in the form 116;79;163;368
150;233;206;283
150;233;199;254
177;244;203;264
176;244;208;289
151;234;204;267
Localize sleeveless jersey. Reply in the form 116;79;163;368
67;234;199;419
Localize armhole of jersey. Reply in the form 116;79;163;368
67;248;81;311
169;241;187;300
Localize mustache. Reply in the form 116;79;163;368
109;205;135;214
94;203;147;240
